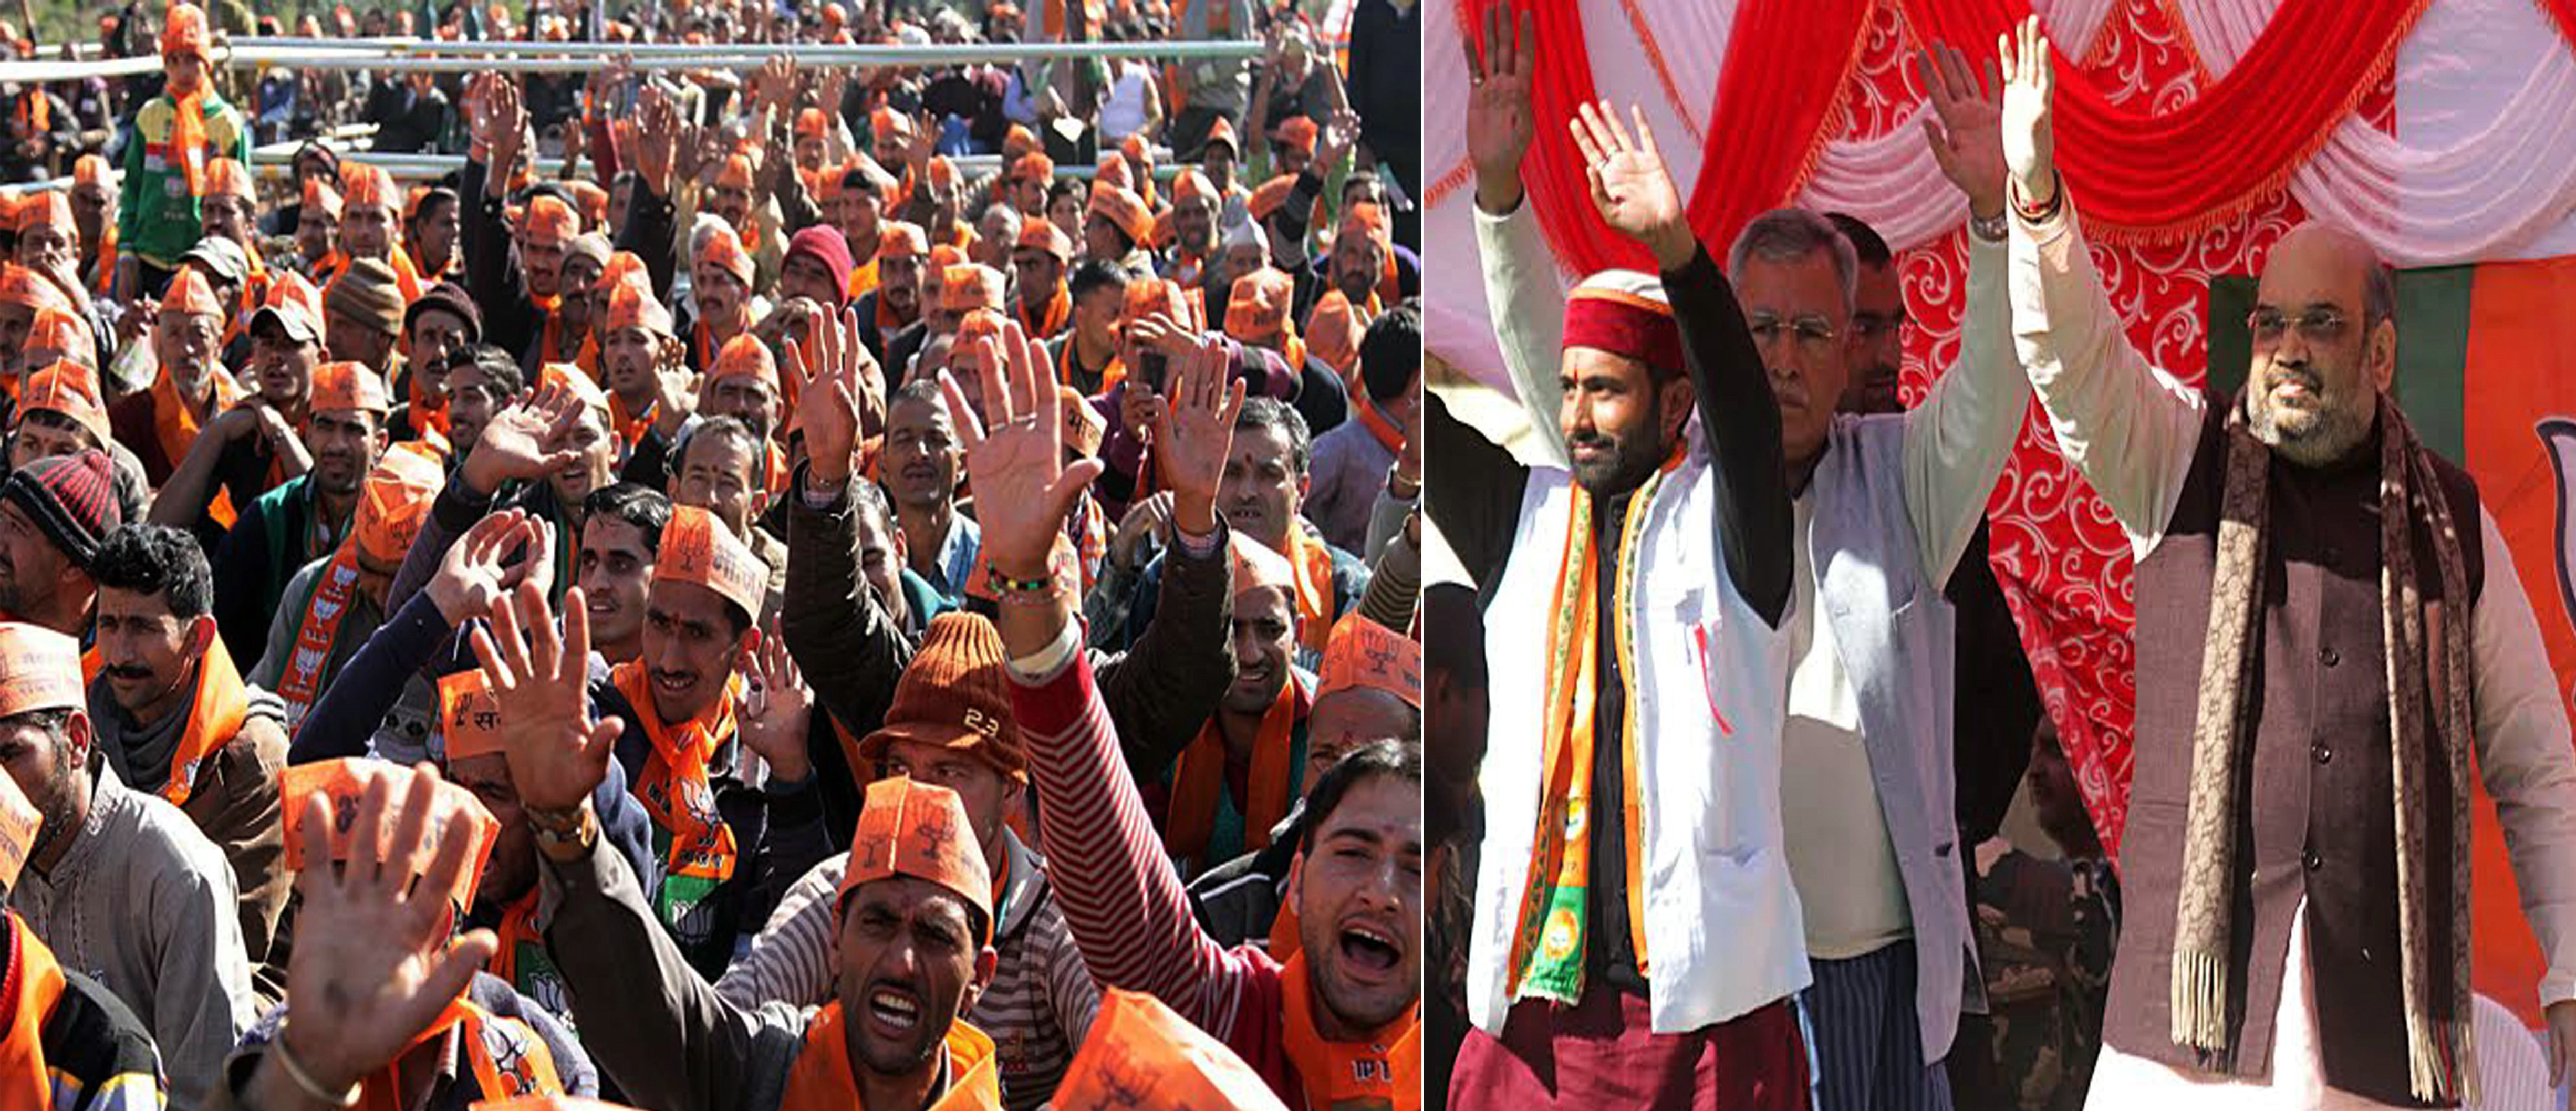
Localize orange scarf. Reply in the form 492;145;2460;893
1504;454;1674;1004
311;249;347;287
1164;673;1302;866
611;661;743;925
872;292;910;349
151;365;244;526
0;916;69;1111
1279;527;1335;656
169;91;209;196
1020;283;1069;340
846;253;881;302
606;391;656;455
532;292;564;364
155;637;252;808
357;996;562;1111
1353;391;1404;456
1280;952;1421;1111
1053;336;1124;395
13;91;46;140
779;1004;1002;1111
88;225;118;298
483;892;547;997
275;546;366;732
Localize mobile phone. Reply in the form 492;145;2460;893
1136;350;1169;391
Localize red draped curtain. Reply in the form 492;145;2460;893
1459;0;2436;270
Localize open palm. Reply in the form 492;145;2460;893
1569;100;1685;252
1998;15;2056;205
466;385;582;494
1916;41;2008;218
471;582;622;815
1463;4;1537;206
1151;336;1249;528
942;320;1102;582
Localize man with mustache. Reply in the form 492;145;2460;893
883;378;979;605
203;361;393;674
86;523;292;997
853;221;930;366
108;268;239;489
0;451;123;639
0;620;257;1109
1995;19;2576;1105
0;784;168;1109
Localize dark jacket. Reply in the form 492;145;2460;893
780;462;1237;794
210;475;340;670
209;971;600;1109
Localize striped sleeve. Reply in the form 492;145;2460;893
1007;650;1255;1035
713;855;845;1011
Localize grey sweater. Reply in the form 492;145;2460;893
9;756;259;1109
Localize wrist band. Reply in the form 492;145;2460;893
273;1023;361;1108
989;569;1057;595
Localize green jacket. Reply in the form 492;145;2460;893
118;90;252;268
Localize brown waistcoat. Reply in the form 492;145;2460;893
2107;402;2484;1108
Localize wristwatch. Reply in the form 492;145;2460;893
1968;207;2009;244
527;803;597;860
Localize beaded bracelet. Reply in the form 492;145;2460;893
989;569;1058;595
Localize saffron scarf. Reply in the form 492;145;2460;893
482;892;565;1019
169;92;209;196
357;996;562;1111
88;225;117;298
1352;391;1404;456
606;391;656;456
151;365;244;526
1164;673;1304;867
1280;952;1421;1111
157;636;252;809
533;293;564;365
275;546;365;732
611;661;744;929
0;915;68;1111
1279;527;1336;656
1504;459;1670;1004
1021;283;1070;340
778;1004;1001;1111
1054;336;1126;394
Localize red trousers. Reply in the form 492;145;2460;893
1447;987;1809;1110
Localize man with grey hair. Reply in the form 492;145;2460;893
1997;17;2576;1107
1477;32;2032;1111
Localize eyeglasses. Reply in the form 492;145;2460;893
2247;307;2350;347
1747;314;1840;356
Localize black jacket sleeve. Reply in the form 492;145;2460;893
1420;390;1525;597
289;589;450;764
780;464;917;741
1094;523;1237;781
462;157;539;358
617;177;680;302
1664;246;1793;628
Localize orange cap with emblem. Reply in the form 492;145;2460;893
715;154;756;193
160;267;226;320
1015;220;1072;263
71;154;107;189
1224;269;1294;344
161;2;211;60
1121;275;1195;331
18;192;70;238
204;157;255;200
834;775;995;940
437;670;506;762
281;759;498;911
302;177;343;221
706;333;777;393
601;274;674;337
309;361;391;415
1059;386;1105;458
339;163;398;212
878;221;928;259
653;505;768;622
25;309;96;370
16;361;108;444
696;224;755;288
355;447;441;566
1011;152;1054;186
938;264;1007;314
1086;185;1151;248
1053;989;1293;1111
0;623;82;720
1274;116;1319;155
1228;532;1296;600
1316;612;1423;708
0;265;74;317
1307;288;1363;377
524;195;577;244
539;362;611;418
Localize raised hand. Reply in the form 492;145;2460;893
1567;100;1694;270
1315;109;1364;173
484;76;528;196
1998;14;2056;210
735;628;814;784
1464;3;1537;214
1148;335;1248;538
1915;40;2007;221
941;319;1103;582
1112;491;1175;570
471;582;622;815
635;86;680;198
266;765;500;1096
785;304;880;485
464;383;584;497
427;509;535;625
